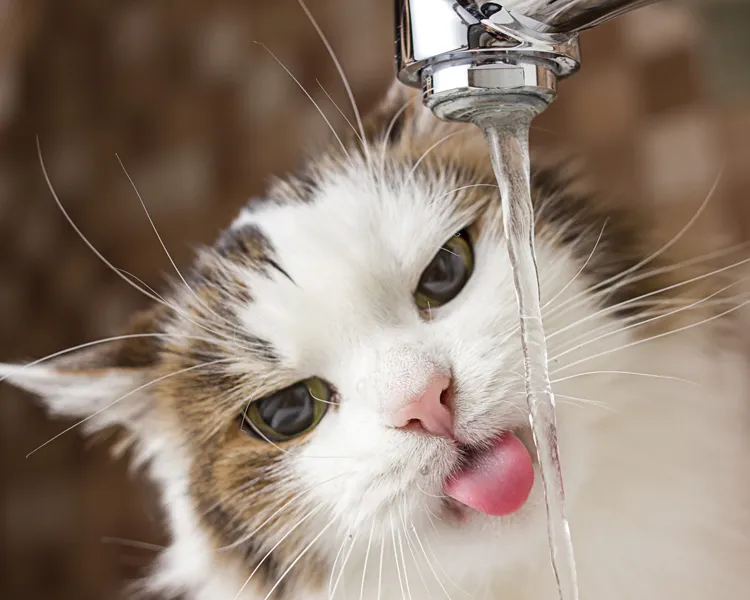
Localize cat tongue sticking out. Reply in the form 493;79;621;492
446;433;535;516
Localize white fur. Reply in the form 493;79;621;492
5;153;750;600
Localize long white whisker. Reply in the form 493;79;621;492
331;530;359;599
546;242;748;328
438;183;499;199
550;370;699;386
37;138;167;307
554;297;750;374
219;471;351;551
296;0;367;162
400;508;429;597
415;482;449;500
547;254;750;340
26;358;232;458
377;531;385;600
317;79;363;147
38;139;252;349
407;132;464;182
0;332;212;384
328;530;350;600
255;42;349;159
410;522;453;600
547;393;613;412
586;166;722;295
262;516;337;600
549;279;745;363
100;537;164;552
359;521;375;600
116;154;239;332
423;516;471;596
378;92;425;184
242;415;357;460
543;220;607;310
232;504;322;599
391;514;407;600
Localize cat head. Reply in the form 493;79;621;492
1;82;667;597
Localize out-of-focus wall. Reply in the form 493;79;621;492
0;1;748;599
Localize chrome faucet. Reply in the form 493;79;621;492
396;0;656;123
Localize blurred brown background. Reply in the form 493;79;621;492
1;1;749;598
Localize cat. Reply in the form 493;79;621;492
3;79;750;600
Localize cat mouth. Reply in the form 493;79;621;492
443;428;536;517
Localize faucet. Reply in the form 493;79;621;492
395;0;657;123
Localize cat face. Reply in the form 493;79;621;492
1;83;679;597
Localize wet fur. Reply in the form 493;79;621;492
3;82;750;599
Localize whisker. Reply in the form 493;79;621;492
440;247;460;259
255;41;349;159
377;530;385;600
219;471;351;551
242;415;357;460
379;91;426;185
317;79;363;147
407;131;465;182
330;529;358;599
232;504;323;600
438;183;499;199
582;165;722;297
423;515;471;596
391;514;408;600
261;516;338;600
545;182;736;322
296;0;367;162
38;139;252;349
37;138;168;308
546;254;750;340
359;521;376;600
555;394;614;412
553;297;750;374
100;537;164;552
396;523;414;600
542;219;607;310
25;358;232;458
549;278;746;363
0;332;213;384
550;370;698;386
328;529;351;600
400;506;429;597
410;521;454;600
415;482;449;500
116;155;240;332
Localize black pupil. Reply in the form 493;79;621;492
419;245;467;302
257;384;315;436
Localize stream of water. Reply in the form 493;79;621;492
477;103;580;600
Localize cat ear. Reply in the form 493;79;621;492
0;305;167;441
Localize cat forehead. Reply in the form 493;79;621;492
203;162;491;370
228;164;481;279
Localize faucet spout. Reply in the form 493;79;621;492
395;0;657;123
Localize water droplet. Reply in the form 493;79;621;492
420;465;429;475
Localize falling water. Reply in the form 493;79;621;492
476;100;579;600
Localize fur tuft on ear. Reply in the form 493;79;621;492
0;305;167;442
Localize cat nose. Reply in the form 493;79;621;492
390;375;453;438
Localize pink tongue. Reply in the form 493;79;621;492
445;433;535;516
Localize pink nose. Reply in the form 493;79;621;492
390;376;453;438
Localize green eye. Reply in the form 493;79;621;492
415;230;474;310
241;378;331;442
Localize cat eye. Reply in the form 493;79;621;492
241;377;330;442
415;230;474;310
